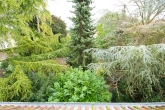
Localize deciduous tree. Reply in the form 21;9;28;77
51;15;67;37
130;0;165;24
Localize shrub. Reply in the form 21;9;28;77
48;68;112;102
24;73;55;102
111;89;133;102
119;22;165;46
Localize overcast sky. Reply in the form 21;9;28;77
46;0;132;28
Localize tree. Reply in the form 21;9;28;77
0;0;52;46
0;0;70;101
67;0;95;68
119;21;165;45
130;0;165;24
51;15;67;37
95;10;165;48
95;11;138;48
28;15;67;42
51;15;67;43
86;44;165;102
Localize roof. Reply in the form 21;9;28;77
0;102;165;110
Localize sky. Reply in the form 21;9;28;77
46;0;132;28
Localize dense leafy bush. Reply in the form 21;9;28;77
48;68;112;102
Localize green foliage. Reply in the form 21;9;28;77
14;34;69;57
111;77;136;102
0;0;52;46
10;47;69;62
67;0;95;67
0;35;69;79
28;14;67;39
1;34;70;74
51;15;67;37
10;60;67;75
0;61;12;76
111;89;133;102
5;34;70;58
95;11;138;48
48;67;112;102
0;0;70;102
0;65;32;101
120;22;165;45
95;11;165;48
160;77;165;101
87;44;165;102
24;73;55;102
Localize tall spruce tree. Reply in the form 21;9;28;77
68;0;95;67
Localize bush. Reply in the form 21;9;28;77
119;22;165;46
24;73;55;102
111;88;133;102
48;68;112;102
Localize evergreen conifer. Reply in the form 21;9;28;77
67;0;95;67
0;0;70;101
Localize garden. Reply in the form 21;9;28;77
0;0;165;102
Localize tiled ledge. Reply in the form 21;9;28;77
0;102;165;110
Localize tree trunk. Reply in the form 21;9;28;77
0;67;3;77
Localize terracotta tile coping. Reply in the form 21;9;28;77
0;102;165;110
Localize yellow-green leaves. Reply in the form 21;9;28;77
0;0;52;48
0;65;32;101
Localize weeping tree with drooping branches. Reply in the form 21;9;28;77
86;44;165;102
0;0;70;101
0;0;53;44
